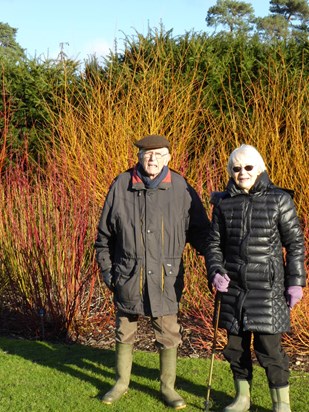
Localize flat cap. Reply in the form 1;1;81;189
134;134;170;150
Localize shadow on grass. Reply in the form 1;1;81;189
0;336;269;411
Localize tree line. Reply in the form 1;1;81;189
0;0;308;168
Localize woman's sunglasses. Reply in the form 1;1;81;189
232;165;254;173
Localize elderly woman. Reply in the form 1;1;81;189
206;144;306;412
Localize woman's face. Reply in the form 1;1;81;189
231;152;262;192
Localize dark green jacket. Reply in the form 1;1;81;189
95;166;210;317
206;172;306;334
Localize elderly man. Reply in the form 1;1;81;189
95;134;210;409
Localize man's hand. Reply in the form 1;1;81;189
286;286;303;308
101;270;115;292
212;273;230;292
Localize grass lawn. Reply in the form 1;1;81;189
0;336;308;411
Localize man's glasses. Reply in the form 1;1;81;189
142;152;168;160
232;165;254;173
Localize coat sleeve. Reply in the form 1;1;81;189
278;191;306;287
204;193;228;287
94;185;116;275
186;184;211;256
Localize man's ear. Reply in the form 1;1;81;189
165;153;171;165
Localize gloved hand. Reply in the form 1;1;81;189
286;286;303;308
101;270;114;292
212;273;230;292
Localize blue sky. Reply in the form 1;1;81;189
2;0;271;62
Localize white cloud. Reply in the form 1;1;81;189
80;38;115;60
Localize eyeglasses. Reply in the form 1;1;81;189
142;151;169;160
232;165;254;173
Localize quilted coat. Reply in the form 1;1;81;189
95;166;210;317
206;171;306;335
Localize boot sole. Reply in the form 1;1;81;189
163;400;187;410
175;405;186;410
101;389;128;404
102;400;113;405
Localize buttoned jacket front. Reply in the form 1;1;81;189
95;166;209;317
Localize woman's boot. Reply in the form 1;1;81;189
223;379;251;412
270;386;291;412
102;342;133;404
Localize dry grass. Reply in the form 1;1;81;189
0;37;308;352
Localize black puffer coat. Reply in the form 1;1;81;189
95;166;210;317
206;172;306;335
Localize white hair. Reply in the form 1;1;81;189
227;144;267;176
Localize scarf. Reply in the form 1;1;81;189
136;163;169;189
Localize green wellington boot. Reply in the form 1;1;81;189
159;348;186;410
102;342;133;404
223;380;251;412
270;386;291;412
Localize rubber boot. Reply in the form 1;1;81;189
223;379;251;412
160;347;186;410
270;386;291;412
102;342;133;404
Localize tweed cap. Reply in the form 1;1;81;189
134;134;170;150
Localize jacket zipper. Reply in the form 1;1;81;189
161;217;164;292
140;265;143;296
140;231;144;295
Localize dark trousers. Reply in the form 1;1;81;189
115;310;182;350
223;331;290;388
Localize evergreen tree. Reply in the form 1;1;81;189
255;14;290;41
269;0;309;40
205;0;255;33
270;0;309;24
0;22;25;61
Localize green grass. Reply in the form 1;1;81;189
0;336;308;412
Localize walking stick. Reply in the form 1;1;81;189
204;293;221;411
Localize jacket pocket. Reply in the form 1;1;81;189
269;258;275;287
268;257;285;296
162;259;184;303
113;258;141;303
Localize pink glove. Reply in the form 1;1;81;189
212;273;230;292
286;286;303;308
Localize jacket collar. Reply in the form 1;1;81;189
131;165;172;190
226;171;272;197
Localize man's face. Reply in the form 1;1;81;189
139;148;171;179
231;152;261;192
